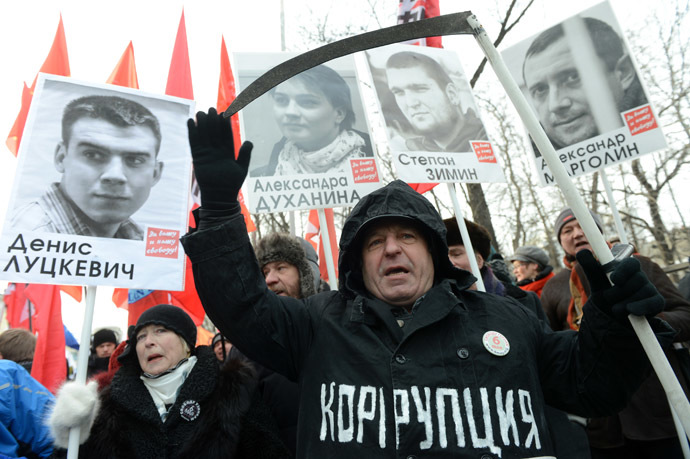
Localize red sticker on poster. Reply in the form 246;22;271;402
624;104;658;136
145;228;180;258
351;158;379;183
471;141;497;163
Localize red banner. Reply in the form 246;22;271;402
26;285;65;393
107;41;139;88
6;15;70;156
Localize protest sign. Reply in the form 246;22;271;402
363;43;505;184
236;53;382;213
1;75;193;289
501;1;666;185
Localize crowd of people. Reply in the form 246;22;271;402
0;85;688;458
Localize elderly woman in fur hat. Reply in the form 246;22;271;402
48;304;289;459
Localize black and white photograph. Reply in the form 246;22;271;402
501;0;667;184
0;75;194;290
364;44;504;184
235;53;382;213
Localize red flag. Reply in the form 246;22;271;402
304;209;320;252
305;209;339;282
106;41;139;88
171;257;205;324
165;10;194;99
112;288;128;310
6;15;70;156
25;285;65;393
397;0;442;48
4;283;33;329
217;36;240;151
125;290;164;326
217;36;256;232
37;15;71;76
59;285;82;303
123;275;204;327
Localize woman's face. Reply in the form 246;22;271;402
135;324;189;375
448;244;484;272
272;79;346;151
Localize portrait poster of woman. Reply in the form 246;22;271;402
235;53;382;214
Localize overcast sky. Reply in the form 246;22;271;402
0;0;662;340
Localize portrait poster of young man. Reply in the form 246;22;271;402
364;43;504;185
236;53;382;214
0;75;194;290
501;0;667;185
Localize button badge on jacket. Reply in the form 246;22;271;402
482;331;510;357
180;400;201;421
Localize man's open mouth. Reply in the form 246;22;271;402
385;266;409;276
148;354;162;362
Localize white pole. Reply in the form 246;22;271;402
289;211;296;237
317;208;338;290
671;403;690;458
447;183;486;292
600;170;629;244
467;14;690;437
67;285;98;459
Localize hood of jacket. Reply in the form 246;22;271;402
338;180;475;297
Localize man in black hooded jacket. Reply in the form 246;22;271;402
181;108;673;459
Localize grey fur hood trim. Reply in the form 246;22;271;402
255;233;316;299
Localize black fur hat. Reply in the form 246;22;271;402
255;233;316;299
442;217;492;260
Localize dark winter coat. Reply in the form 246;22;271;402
181;180;673;459
541;255;690;446
86;355;109;379
228;346;299;457
499;280;590;458
70;346;289;459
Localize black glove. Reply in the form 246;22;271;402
577;249;665;323
187;107;252;210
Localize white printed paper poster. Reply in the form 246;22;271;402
0;75;194;289
501;1;666;185
236;52;382;213
364;43;505;184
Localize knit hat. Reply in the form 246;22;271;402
255;233;316;299
554;208;604;243
442;217;491;260
508;246;550;270
92;328;118;349
118;304;197;364
211;332;226;348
